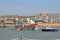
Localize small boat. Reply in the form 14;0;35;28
42;27;58;32
0;24;6;28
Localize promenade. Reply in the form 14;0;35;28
25;23;60;27
38;23;60;27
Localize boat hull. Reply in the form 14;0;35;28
42;29;58;32
0;24;6;28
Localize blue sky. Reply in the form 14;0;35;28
0;0;60;16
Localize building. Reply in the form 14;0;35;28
36;13;60;23
0;15;36;26
48;13;60;23
36;13;49;22
0;13;60;26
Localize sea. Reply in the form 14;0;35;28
0;26;60;40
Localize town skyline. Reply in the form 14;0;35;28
0;12;60;16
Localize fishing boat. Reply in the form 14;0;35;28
42;26;58;32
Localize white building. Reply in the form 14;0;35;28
36;13;60;23
36;13;49;22
48;13;60;23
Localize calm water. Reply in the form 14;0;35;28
0;26;60;40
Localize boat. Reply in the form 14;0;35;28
42;27;58;32
0;24;6;28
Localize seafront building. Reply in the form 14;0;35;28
36;13;60;23
0;13;60;26
48;13;60;23
0;15;35;26
36;13;49;22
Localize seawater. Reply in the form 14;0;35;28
0;26;60;40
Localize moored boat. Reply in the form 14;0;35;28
0;24;6;28
42;27;58;32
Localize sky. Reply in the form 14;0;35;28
0;0;60;16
